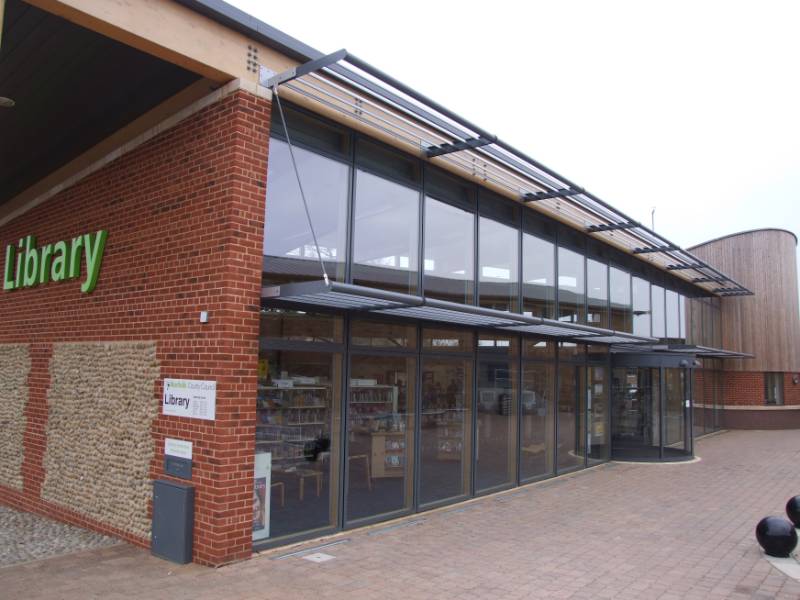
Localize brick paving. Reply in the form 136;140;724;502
1;429;799;599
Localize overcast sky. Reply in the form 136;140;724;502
229;0;799;282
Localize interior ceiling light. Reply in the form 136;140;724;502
0;97;15;108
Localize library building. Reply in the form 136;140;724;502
1;0;798;566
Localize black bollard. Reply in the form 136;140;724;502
787;497;800;529
756;516;798;558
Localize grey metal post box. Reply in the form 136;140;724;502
151;479;194;564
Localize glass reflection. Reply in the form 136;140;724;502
346;354;415;523
610;267;632;332
521;362;554;480
476;358;518;492
352;170;419;294
558;246;585;323
479;217;519;312
557;363;585;472
587;259;609;328
264;139;349;284
664;368;685;454
523;232;555;318
419;357;473;506
254;350;340;542
587;366;609;464
424;198;475;304
632;277;651;337
651;285;666;338
666;290;680;339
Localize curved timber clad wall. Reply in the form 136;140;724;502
690;229;800;373
691;229;800;427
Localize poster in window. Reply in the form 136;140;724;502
253;452;271;540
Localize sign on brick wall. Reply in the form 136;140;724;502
163;379;216;420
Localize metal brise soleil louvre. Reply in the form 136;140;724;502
261;50;753;297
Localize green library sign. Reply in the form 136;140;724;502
3;231;108;294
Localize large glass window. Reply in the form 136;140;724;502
765;373;785;405
588;361;609;465
557;246;585;323
609;267;632;332
632;277;651;337
557;361;585;472
651;285;666;339
586;258;609;328
424;197;475;304
420;357;473;506
521;361;554;481
476;335;518;492
352;169;420;294
264;139;349;284
254;349;341;542
346;353;415;523
260;309;343;344
522;232;555;318
479;217;519;312
678;295;687;341
664;368;686;454
666;290;680;339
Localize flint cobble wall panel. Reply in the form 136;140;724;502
0;344;30;490
42;342;159;540
0;89;270;565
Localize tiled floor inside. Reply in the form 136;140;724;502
1;429;799;599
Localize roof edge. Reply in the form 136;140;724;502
172;0;323;63
689;228;798;250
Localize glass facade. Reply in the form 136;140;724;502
632;277;651;337
346;351;415;523
610;267;632;332
478;217;519;312
255;311;344;543
476;335;518;492
424;197;475;304
586;258;609;328
522;228;555;319
352;169;420;294
520;361;555;481
420;354;473;506
256;103;715;546
557;246;585;323
263;139;349;285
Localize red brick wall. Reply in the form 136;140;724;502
0;89;270;566
722;371;764;406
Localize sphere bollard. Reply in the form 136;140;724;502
756;516;798;558
787;496;800;528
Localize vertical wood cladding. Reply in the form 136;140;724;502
0;89;270;565
0;345;30;490
690;229;800;373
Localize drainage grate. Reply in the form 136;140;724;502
271;538;350;560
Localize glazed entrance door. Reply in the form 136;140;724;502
611;368;661;460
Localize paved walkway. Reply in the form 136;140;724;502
1;430;799;599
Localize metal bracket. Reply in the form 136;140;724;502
632;245;679;254
260;48;349;88
665;264;705;271
586;221;640;233
426;136;497;158
522;187;584;202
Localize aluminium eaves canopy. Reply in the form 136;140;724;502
262;279;657;345
259;49;753;298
